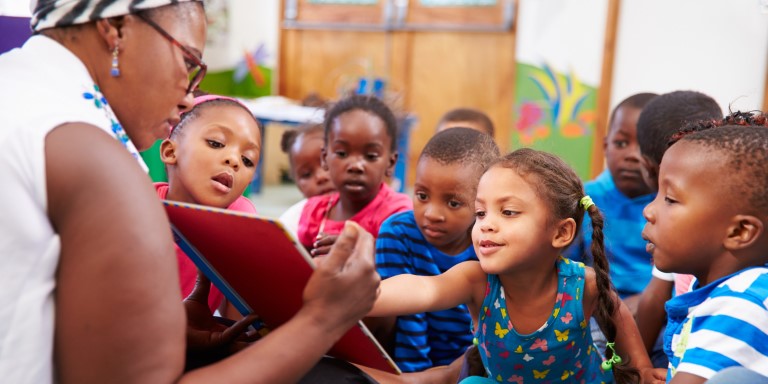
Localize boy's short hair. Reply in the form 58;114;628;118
420;127;500;181
438;108;495;136
280;123;323;154
636;90;722;165
681;126;768;214
608;93;658;131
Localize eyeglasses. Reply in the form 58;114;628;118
136;12;207;95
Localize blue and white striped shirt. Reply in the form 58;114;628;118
665;266;768;380
375;211;476;372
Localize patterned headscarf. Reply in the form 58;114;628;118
30;0;203;32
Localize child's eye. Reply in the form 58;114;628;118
207;140;224;148
334;151;347;158
365;153;380;161
664;196;677;205
415;192;428;202
242;156;254;168
614;140;629;148
299;171;312;179
475;210;486;218
501;210;517;216
448;200;462;209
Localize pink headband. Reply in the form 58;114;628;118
170;95;253;137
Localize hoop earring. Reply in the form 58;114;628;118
110;43;120;77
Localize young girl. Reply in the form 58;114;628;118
297;95;412;255
158;94;261;312
279;123;334;236
370;149;661;384
281;123;334;198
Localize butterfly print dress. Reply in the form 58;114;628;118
471;257;610;384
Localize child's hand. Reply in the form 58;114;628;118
184;271;261;354
311;234;339;257
639;367;667;384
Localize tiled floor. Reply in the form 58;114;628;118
248;183;304;219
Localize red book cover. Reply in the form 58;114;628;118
163;200;400;375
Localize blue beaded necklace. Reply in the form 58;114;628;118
82;84;146;169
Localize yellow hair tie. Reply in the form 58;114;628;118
580;195;595;210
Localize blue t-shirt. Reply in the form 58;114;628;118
563;170;655;297
665;266;768;381
375;211;476;372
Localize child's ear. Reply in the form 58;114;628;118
159;139;178;165
552;218;577;248
386;151;399;178
640;155;659;192
321;147;329;171
723;214;763;251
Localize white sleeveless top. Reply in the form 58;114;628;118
0;35;145;383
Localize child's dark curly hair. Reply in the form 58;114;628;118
668;110;768;147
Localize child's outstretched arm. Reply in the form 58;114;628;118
369;260;486;318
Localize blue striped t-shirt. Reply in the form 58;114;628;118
665;266;768;380
375;211;476;372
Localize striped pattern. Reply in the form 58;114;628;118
31;0;201;32
665;266;768;380
375;211;476;372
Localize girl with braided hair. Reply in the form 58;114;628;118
370;148;662;383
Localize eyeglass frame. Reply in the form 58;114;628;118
135;12;207;95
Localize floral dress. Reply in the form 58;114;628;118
467;257;611;384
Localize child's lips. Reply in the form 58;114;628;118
422;225;445;238
211;172;234;193
641;232;655;253
477;239;502;255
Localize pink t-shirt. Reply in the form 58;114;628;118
155;183;257;312
298;183;412;249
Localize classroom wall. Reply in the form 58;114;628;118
611;0;768;114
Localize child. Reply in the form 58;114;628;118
641;123;768;382
279;123;334;236
375;128;500;372
158;94;261;312
370;149;661;384
436;107;495;137
298;94;412;255
634;90;722;361
564;93;658;303
280;123;334;198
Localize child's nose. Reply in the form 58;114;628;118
347;157;365;173
423;204;444;222
224;152;239;169
642;200;655;223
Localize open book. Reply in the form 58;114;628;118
163;200;401;375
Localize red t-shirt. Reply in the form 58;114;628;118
298;183;412;249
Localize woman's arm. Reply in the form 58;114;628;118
49;125;381;383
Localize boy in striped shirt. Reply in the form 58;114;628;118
374;128;499;372
641;122;768;383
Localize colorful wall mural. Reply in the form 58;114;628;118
513;0;608;180
512;62;597;180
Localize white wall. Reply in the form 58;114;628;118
611;0;768;114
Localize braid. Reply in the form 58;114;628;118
587;205;639;383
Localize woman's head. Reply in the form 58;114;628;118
281;124;334;198
36;1;207;151
322;95;398;205
161;96;261;208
